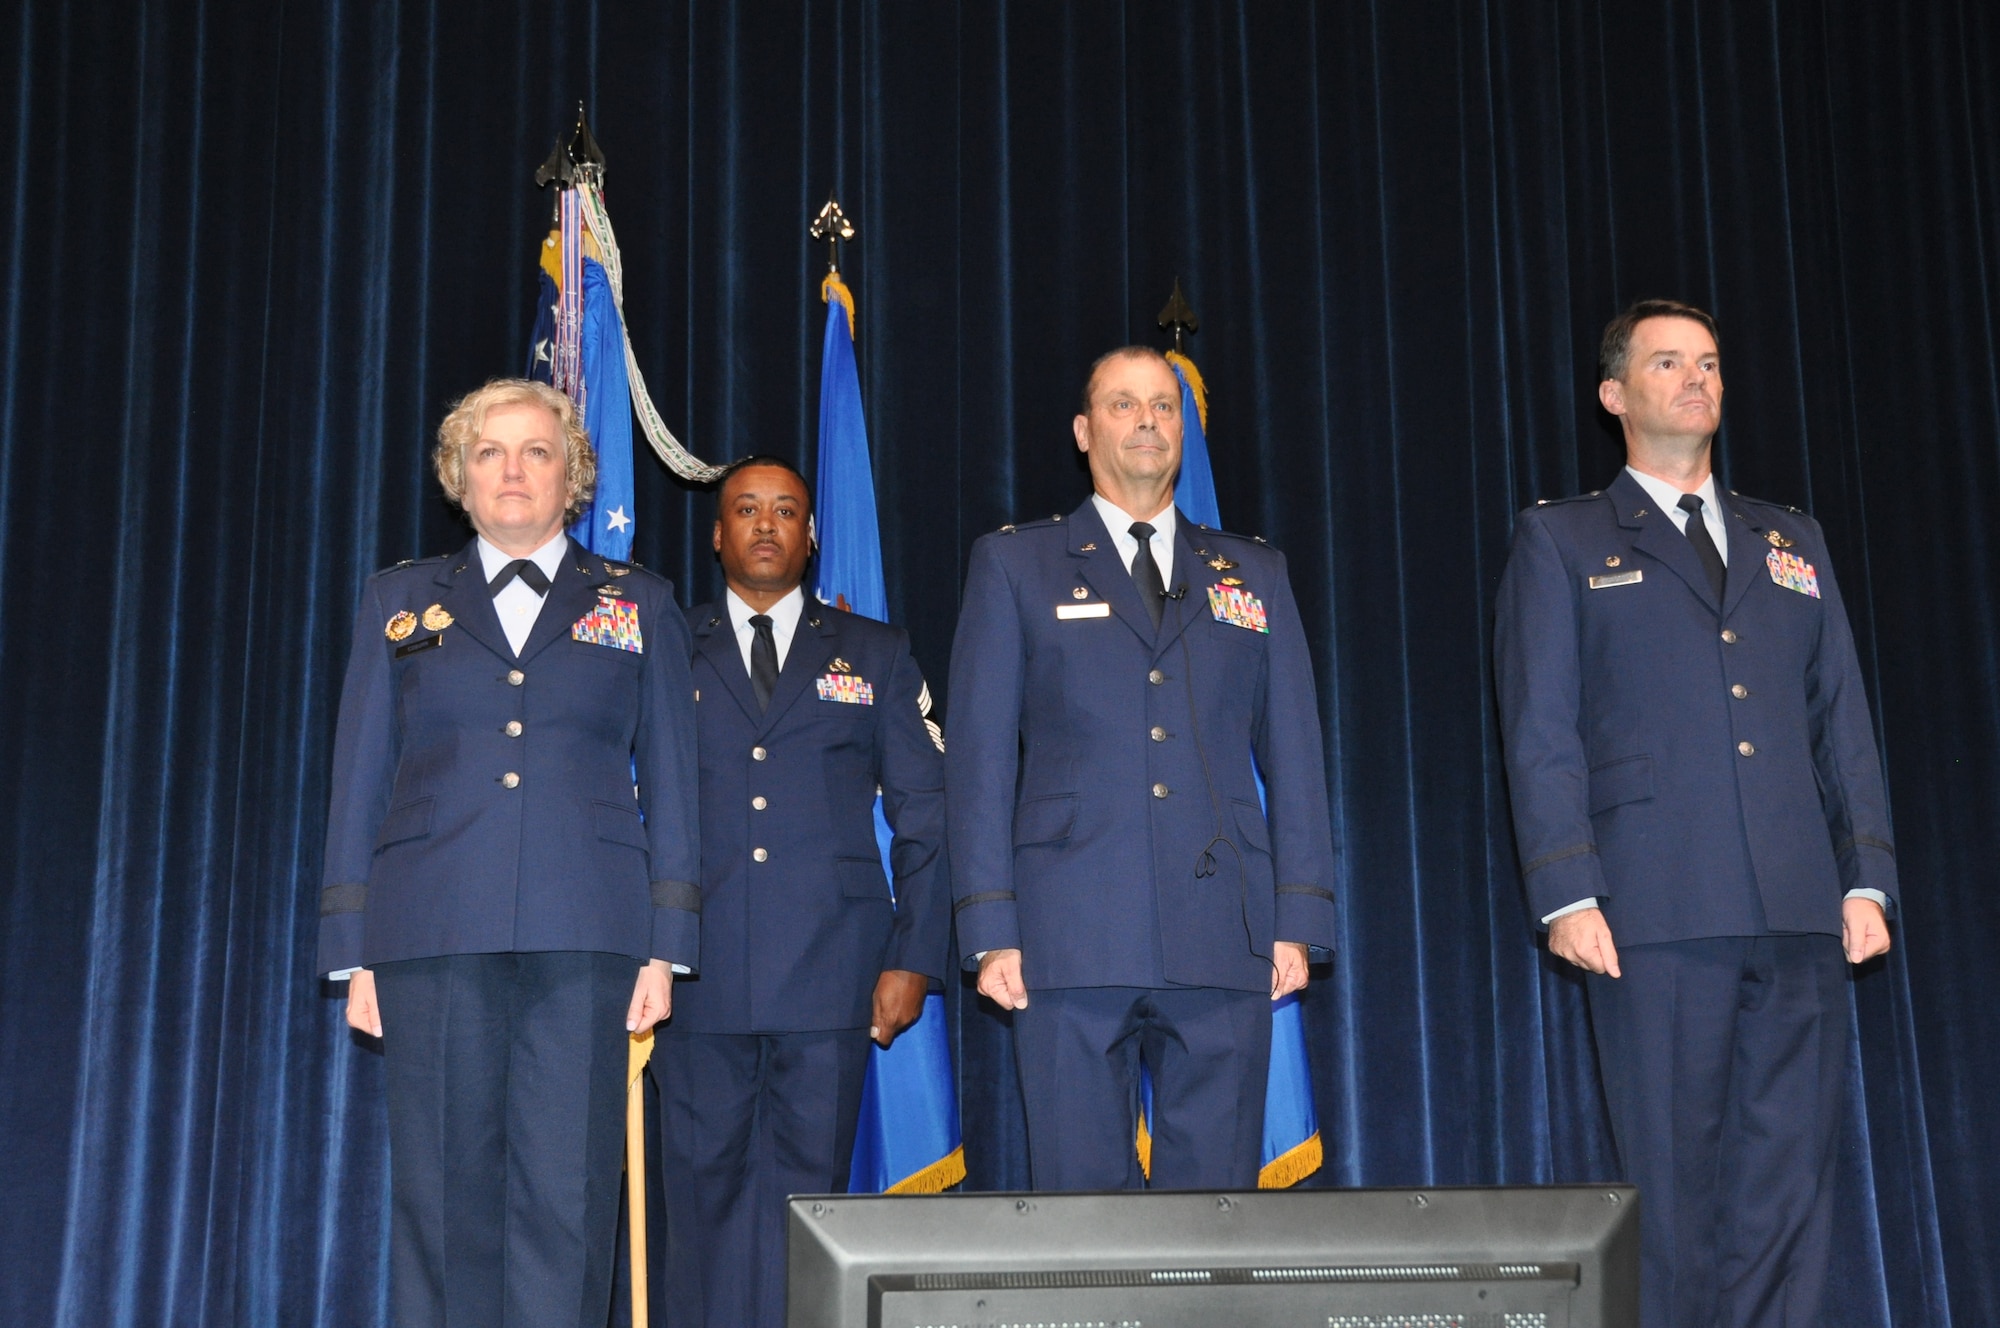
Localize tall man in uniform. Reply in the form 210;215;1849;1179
947;347;1338;1190
659;457;948;1328
1494;300;1898;1326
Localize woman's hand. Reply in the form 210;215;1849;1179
627;959;673;1033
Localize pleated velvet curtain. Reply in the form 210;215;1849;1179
0;2;1993;1324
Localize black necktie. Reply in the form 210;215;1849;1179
1678;494;1726;602
1129;521;1166;630
489;558;551;597
749;614;779;712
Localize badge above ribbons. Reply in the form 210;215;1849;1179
574;597;644;651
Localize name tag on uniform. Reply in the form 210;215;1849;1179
1766;549;1820;598
573;598;644;652
1588;570;1643;589
1056;602;1111;620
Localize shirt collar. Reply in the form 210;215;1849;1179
477;530;570;583
725;584;808;635
1624;465;1720;517
1091;493;1177;546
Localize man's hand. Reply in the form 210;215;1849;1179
1548;907;1621;978
627;959;673;1034
871;970;929;1047
1842;897;1891;964
346;968;383;1037
1271;942;1309;999
977;948;1029;1011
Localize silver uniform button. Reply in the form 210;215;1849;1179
753;847;769;863
502;772;521;788
1731;684;1749;699
1720;629;1738;644
1152;783;1170;799
504;720;523;737
1737;741;1755;757
1148;669;1165;685
507;669;525;685
752;796;767;811
752;745;768;761
1150;726;1168;742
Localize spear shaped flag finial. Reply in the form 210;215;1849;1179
1157;278;1200;356
809;194;857;275
534;103;607;189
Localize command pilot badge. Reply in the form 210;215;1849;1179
1207;583;1269;633
385;610;418;642
420;604;453;632
1765;529;1796;549
1207;554;1238;572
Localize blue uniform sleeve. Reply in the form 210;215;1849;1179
1249;551;1340;953
876;632;950;980
316;579;398;976
637;578;702;967
1799;524;1900;913
945;536;1027;965
1493;509;1613;925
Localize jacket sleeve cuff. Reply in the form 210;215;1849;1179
650;879;701;970
953;892;1019;969
1522;844;1609;930
316;911;366;979
1274;883;1337;955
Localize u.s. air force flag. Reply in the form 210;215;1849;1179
816;273;966;1195
1135;348;1325;1189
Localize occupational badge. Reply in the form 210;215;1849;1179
1207;554;1237;572
827;657;853;673
1207;583;1269;633
1221;577;1243;587
572;598;645;652
385;610;418;642
1765;548;1820;598
1765;529;1796;549
816;673;875;705
420;604;453;632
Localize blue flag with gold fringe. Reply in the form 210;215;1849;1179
1135;349;1324;1190
815;273;966;1195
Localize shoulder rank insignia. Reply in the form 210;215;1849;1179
420;604;453;632
385;610;418;642
1207;583;1270;633
1765;529;1796;549
1207;554;1237;572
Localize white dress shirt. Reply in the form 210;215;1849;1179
479;531;571;655
1090;492;1177;589
724;585;807;675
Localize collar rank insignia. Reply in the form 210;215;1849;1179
1765;548;1820;598
1765;529;1796;549
572;598;644;653
817;673;874;705
1072;586;1090;599
385;610;418;642
827;657;853;673
420;604;453;632
1207;554;1237;572
1080;541;1098;552
1207;583;1270;633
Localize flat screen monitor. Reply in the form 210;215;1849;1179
789;1184;1638;1328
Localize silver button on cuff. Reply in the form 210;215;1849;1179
502;772;521;788
752;796;767;811
1737;741;1755;757
752;847;769;862
504;720;523;737
507;669;525;685
752;746;768;761
1152;783;1170;799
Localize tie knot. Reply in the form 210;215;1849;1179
489;558;550;597
1677;493;1705;516
1129;521;1156;543
750;614;774;631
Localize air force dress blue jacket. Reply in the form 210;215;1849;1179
946;499;1338;994
1494;471;1899;944
316;537;701;975
673;600;949;1033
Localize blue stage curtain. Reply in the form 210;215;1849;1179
0;2;1992;1325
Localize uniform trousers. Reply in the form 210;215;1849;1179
1585;934;1850;1328
373;950;634;1328
1012;985;1272;1191
656;1027;872;1328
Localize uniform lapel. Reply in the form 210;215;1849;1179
517;538;606;663
1615;471;1720;612
692;605;764;724
1722;498;1766;619
1151;512;1207;656
1069;498;1158;647
759;606;839;735
431;538;512;661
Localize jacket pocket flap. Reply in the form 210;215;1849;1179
375;797;434;849
837;857;892;900
593;799;649;849
1587;754;1655;814
1232;800;1271;854
1012;794;1078;847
